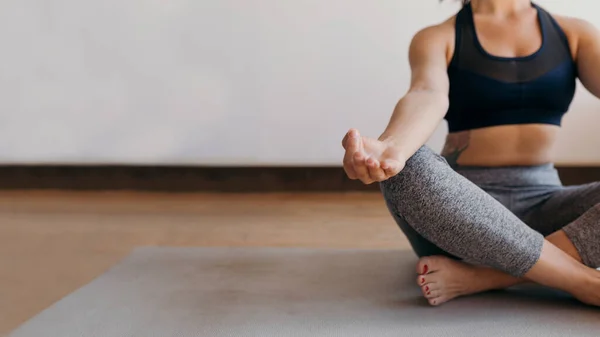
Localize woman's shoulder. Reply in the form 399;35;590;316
551;15;598;60
412;16;456;42
410;17;457;65
552;14;595;32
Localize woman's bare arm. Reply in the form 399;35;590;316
341;22;453;184
562;17;600;98
378;24;452;161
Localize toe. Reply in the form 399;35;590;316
417;255;448;275
416;257;433;275
428;295;450;306
425;289;440;299
428;296;441;306
420;284;433;294
416;274;430;286
421;285;439;299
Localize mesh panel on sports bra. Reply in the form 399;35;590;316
452;4;572;83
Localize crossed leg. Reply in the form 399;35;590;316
380;146;600;307
417;230;582;305
415;182;600;305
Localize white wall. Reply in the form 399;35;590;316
0;0;598;166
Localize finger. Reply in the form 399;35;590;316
366;158;386;182
343;157;358;180
341;129;353;149
346;129;361;151
381;159;404;177
343;130;361;179
353;151;372;184
342;128;359;150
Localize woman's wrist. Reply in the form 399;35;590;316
378;133;410;163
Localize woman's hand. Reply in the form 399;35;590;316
341;129;406;184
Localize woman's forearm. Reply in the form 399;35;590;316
378;90;449;161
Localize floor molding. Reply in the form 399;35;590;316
0;165;597;192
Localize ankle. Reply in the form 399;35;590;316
569;267;600;306
470;266;521;291
578;267;600;290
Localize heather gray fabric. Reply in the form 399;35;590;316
380;146;600;275
459;162;600;268
8;248;600;337
380;146;545;277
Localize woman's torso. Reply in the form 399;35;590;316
438;2;579;167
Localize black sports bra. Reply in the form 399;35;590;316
444;2;577;133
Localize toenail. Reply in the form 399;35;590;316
427;291;430;295
421;277;425;284
433;300;437;305
425;286;429;291
423;265;428;274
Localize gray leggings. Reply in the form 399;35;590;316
380;146;600;277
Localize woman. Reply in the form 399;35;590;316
341;0;600;306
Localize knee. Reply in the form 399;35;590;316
380;145;447;185
586;203;600;220
379;145;450;211
591;203;600;223
563;203;600;268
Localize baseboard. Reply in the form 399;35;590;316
0;165;597;192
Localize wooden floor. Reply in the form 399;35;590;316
0;191;410;335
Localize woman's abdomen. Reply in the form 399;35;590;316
441;124;560;167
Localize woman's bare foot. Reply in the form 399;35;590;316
415;255;600;307
415;256;500;306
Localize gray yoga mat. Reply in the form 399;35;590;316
9;247;600;337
